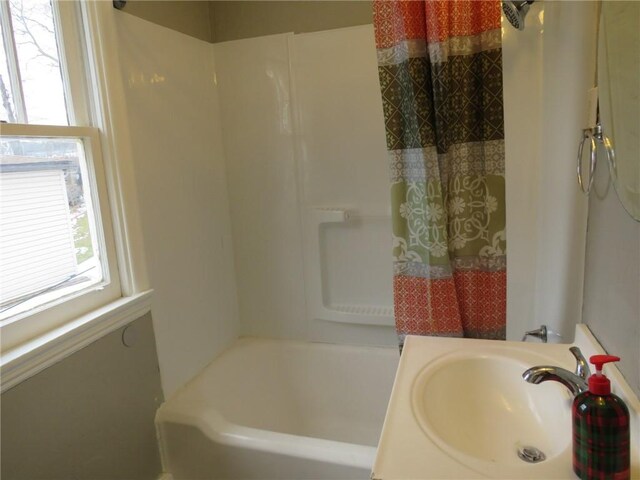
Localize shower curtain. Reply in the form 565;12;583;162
374;0;506;348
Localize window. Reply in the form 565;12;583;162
0;0;121;350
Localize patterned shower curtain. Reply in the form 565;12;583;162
373;0;507;348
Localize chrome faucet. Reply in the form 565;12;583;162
522;324;548;343
522;346;591;397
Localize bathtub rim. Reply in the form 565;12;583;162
156;406;378;469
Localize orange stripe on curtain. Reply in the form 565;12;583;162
374;0;501;48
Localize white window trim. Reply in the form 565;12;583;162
0;0;27;123
1;124;122;349
0;2;151;389
0;290;153;393
80;0;149;295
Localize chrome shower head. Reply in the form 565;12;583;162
502;0;535;30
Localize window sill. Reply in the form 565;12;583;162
0;290;153;393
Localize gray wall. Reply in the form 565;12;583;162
122;1;372;43
1;313;164;480
123;1;213;41
582;1;640;398
209;1;372;43
582;164;640;397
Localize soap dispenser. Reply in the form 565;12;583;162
572;355;630;480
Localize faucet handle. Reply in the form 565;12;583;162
569;346;591;380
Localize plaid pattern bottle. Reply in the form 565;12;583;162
572;355;630;480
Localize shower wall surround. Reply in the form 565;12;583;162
502;1;598;341
214;26;396;346
114;11;239;396
109;2;616;395
216;8;598;347
292;27;395;339
534;2;598;340
213;33;309;341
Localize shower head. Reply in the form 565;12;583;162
502;0;535;31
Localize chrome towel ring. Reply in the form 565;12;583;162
577;123;616;195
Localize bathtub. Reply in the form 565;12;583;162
156;338;399;479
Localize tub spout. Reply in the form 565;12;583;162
522;347;590;397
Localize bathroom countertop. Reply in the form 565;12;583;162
372;325;640;479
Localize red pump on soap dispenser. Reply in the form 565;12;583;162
572;355;630;480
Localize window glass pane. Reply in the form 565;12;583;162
9;0;68;125
0;136;105;321
0;19;17;122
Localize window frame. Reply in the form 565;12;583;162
0;1;148;353
1;123;121;350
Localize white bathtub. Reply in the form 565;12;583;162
156;338;399;479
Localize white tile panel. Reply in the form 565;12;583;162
290;26;394;338
503;2;598;341
213;34;308;341
290;25;390;216
114;12;239;396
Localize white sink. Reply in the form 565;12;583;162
412;353;570;467
371;326;640;480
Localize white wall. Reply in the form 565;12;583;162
290;26;395;345
534;1;598;341
503;1;598;341
213;26;396;346
213;33;309;341
114;12;239;396
502;3;544;340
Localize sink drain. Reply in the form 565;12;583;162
517;446;546;463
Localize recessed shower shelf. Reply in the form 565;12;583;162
329;304;394;317
303;206;394;327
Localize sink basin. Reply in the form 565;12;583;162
372;330;639;479
411;353;571;468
